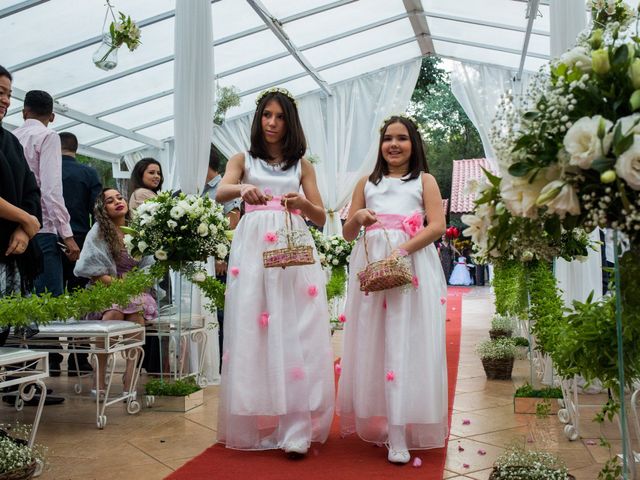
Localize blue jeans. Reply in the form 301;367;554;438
34;233;64;297
33;233;64;367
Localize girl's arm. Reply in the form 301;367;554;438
342;176;377;241
0;196;41;238
283;159;326;226
216;153;268;205
396;173;446;255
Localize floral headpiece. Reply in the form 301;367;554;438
380;113;418;132
255;87;297;106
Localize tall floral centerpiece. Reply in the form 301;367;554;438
482;1;640;476
123;192;231;310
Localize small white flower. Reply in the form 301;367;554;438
216;244;228;259
123;234;134;249
559;46;592;73
192;271;207;282
137;241;148;253
197;223;209;237
209;224;218;235
563;116;613;169
170;206;185;219
167;220;177;229
155;249;168;261
332;258;339;266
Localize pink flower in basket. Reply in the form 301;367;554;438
264;232;278;243
401;211;424;237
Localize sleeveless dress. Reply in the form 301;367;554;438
217;153;335;451
449;256;473;286
337;175;449;450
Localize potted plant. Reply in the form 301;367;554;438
513;336;530;359
514;383;563;415
0;423;46;480
144;376;203;412
490;444;574;479
476;338;517;380
489;314;515;340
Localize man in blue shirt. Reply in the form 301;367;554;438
202;145;240;372
60;132;101;374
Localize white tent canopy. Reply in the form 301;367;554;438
1;0;554;165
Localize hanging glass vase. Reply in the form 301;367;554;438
93;33;118;71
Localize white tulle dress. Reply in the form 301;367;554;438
337;174;448;450
449;257;473;286
217;153;335;451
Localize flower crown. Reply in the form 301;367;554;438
255;87;297;106
380;113;418;132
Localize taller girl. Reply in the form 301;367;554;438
337;115;448;464
215;89;334;457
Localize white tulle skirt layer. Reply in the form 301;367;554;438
337;229;449;449
217;211;335;450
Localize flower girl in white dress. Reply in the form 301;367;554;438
215;88;334;459
449;256;473;286
337;115;448;464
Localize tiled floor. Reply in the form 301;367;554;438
0;287;621;479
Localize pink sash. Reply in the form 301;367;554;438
244;195;301;215
365;212;424;238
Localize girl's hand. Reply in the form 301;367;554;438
281;192;308;211
355;208;377;227
20;214;41;238
240;184;268;205
390;247;409;259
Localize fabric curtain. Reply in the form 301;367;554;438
450;62;531;172
550;0;588;57
173;0;214;194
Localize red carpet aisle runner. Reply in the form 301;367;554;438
167;287;468;480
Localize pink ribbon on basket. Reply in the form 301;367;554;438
365;212;424;238
244;195;301;215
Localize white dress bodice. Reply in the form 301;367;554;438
243;152;301;196
364;175;424;215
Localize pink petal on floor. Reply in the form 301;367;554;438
457;445;465;452
586;440;597;446
463;463;470;469
477;449;486;455
462;419;471;425
412;457;422;467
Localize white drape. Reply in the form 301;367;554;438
450;62;531;172
550;0;588;57
211;59;421;235
173;0;214;194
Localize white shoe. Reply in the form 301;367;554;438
387;448;410;464
283;442;308;458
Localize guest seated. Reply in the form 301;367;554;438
74;188;156;395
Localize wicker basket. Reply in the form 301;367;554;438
488;466;575;479
0;460;37;480
481;357;514;380
263;202;315;269
358;224;412;293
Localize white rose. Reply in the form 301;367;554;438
332;258;339;266
197;223;209;237
563;116;613;169
500;173;546;218
615;135;640;189
137;241;148;253
155;249;168;261
209;224;218;235
170;206;185;219
167;220;177;229
559;46;592;73
192;271;207;283
216;244;228;259
536;180;581;218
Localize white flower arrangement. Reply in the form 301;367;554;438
492;444;571;479
123;191;230;264
490;0;640;245
309;228;354;270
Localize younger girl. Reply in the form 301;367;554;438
215;88;334;458
128;158;163;211
337;115;448;464
74;188;156;393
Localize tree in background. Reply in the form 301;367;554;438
76;154;116;189
409;56;484;224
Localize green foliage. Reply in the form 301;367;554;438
491;314;515;333
194;274;225;312
514;383;562;399
213;86;241;126
492;261;528;317
476;338;517;360
326;266;347;302
410;56;484;203
527;261;564;355
0;266;160;327
76;154;116;189
144;376;200;396
513;336;530;347
535;400;552;418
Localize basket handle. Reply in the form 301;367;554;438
283;197;294;249
362;220;393;265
